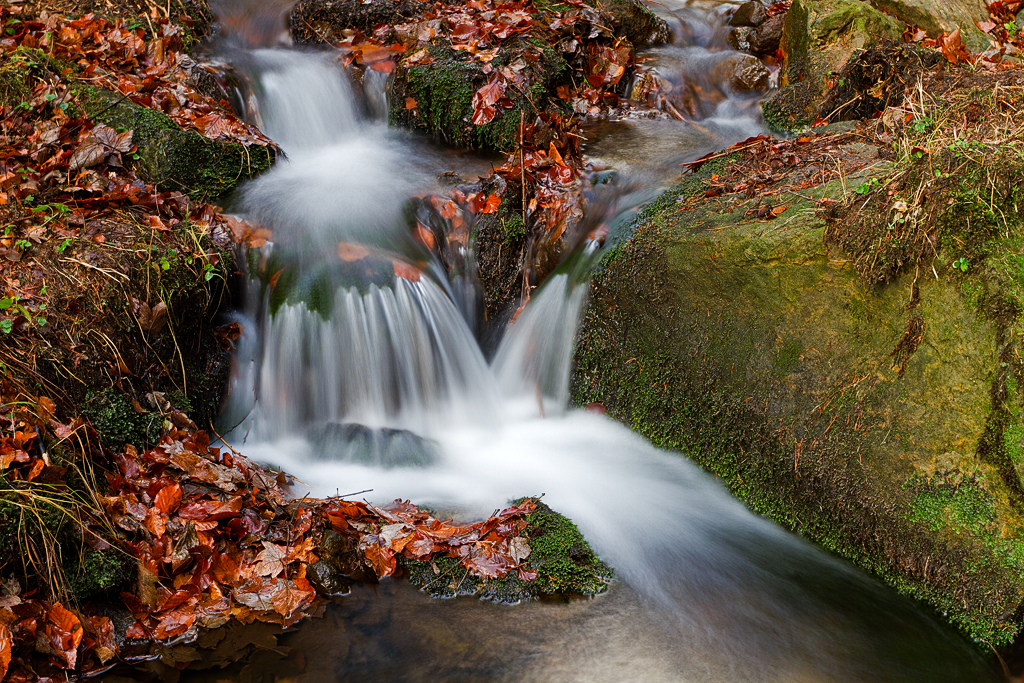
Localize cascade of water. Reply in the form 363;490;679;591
216;6;998;681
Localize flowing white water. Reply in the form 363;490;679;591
217;12;997;683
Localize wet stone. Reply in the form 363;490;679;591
750;14;785;55
711;54;771;92
307;422;440;468
729;1;767;27
307;560;353;597
728;26;754;52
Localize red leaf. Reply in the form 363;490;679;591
151;609;195;639
178;496;243;521
153;482;182;514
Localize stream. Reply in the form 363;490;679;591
145;0;1003;680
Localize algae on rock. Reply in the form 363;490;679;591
572;140;1024;646
74;85;274;199
762;0;903;133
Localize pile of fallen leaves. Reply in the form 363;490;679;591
0;388;548;680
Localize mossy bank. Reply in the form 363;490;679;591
572;128;1024;647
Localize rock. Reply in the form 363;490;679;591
594;0;672;47
728;26;755;51
572;143;1024;648
729;1;768;27
868;0;992;51
388;43;568;151
762;0;904;132
290;0;423;44
75;85;275;198
306;561;352;596
749;13;785;54
307;422;440;468
711;53;771;91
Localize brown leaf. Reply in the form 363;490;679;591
0;623;11;680
82;616;118;664
93;124;133;153
69;138;107;170
361;540;396;578
151;609;195;640
38;603;83;670
254;541;287;577
270;579;314;617
153;482;182;514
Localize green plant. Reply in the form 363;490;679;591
855;177;882;195
953;256;969;272
0;295;47;332
912;116;934;134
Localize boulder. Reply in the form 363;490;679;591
594;0;672;47
75;85;275;198
710;53;772;91
573;138;1024;648
749;13;786;53
868;0;993;51
762;0;904;132
729;1;768;27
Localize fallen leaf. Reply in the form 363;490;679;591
255;541;287;577
38;603;83;669
0;623;11;679
154;482;182;514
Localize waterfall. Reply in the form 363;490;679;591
215;16;997;683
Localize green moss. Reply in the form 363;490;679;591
908;476;997;534
524;501;613;596
73;85;274;199
571;165;1024;646
389;41;568;152
67;547;134;602
403;501;612;602
82;388;162;448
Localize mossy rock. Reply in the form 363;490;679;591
403;501;613;602
766;0;904;133
571;143;1024;646
389;41;568;152
867;0;992;51
290;0;424;43
592;0;670;47
73;85;275;199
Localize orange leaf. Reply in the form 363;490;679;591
405;97;417;110
153;482;182;514
393;260;422;282
338;242;372;262
771;205;788;215
42;603;83;669
481;193;501;214
363;542;396;578
0;623;11;680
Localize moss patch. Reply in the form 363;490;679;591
572;149;1024;647
403;501;612;602
73;85;274;199
389;41;568;152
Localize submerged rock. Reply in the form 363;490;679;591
307;422;441;468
